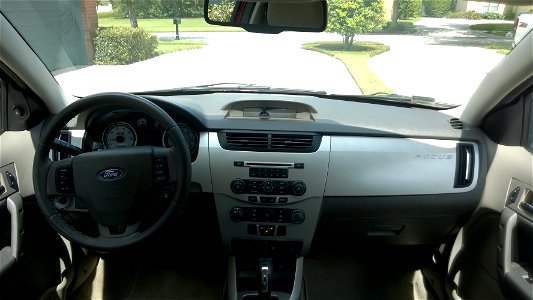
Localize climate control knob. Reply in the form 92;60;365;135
262;180;275;194
291;181;306;196
230;207;245;222
291;209;305;224
230;179;246;194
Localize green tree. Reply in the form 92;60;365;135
398;0;422;19
208;0;236;22
327;0;385;46
110;0;157;27
422;0;452;17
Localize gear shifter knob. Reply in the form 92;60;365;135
258;258;273;299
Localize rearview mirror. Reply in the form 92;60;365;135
204;0;327;34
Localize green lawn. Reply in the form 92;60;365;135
470;23;514;37
302;41;392;95
470;23;514;31
485;42;512;55
98;15;244;32
157;40;207;54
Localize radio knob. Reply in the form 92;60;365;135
230;207;245;222
291;181;306;196
291;209;305;224
262;180;275;194
230;179;246;194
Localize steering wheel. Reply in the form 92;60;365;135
33;93;191;251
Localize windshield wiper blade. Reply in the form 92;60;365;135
137;83;327;96
321;93;458;110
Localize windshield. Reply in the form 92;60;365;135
1;0;529;108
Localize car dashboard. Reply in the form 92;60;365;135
56;92;486;299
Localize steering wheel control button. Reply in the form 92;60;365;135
291;209;305;224
153;156;168;183
54;196;72;209
56;167;74;193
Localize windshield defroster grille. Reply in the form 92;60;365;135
219;131;321;152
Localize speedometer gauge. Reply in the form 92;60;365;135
102;122;137;149
162;123;198;153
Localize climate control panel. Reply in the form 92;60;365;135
230;179;306;196
230;207;305;224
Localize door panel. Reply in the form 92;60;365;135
499;178;533;299
446;89;533;299
0;74;62;298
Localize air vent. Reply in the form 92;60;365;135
271;134;314;149
225;132;269;148
219;131;321;152
455;143;475;188
449;118;464;129
50;131;71;161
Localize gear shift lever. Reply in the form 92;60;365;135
258;258;273;299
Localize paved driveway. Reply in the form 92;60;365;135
57;18;511;108
360;18;512;106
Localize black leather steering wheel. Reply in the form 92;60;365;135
33;93;191;251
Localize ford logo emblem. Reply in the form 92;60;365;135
97;168;125;181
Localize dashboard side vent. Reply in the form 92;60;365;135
455;143;474;188
50;131;71;161
449;118;464;129
219;131;321;152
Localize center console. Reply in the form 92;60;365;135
209;132;330;300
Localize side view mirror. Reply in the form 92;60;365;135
204;0;327;34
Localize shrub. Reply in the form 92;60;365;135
502;6;516;20
94;27;158;65
446;10;483;19
482;12;503;20
398;0;422;19
423;0;452;17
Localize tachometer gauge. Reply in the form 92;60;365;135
102;122;137;149
162;123;198;153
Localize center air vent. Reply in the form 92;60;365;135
219;131;321;152
449;118;464;129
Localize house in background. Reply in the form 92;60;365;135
455;0;532;15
